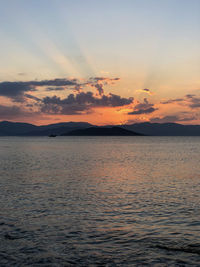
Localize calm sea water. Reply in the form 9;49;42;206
1;136;200;266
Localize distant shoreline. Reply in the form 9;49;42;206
1;121;200;136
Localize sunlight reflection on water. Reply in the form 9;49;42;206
1;136;200;265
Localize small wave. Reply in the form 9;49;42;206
0;221;15;227
156;244;200;255
4;233;21;240
187;221;200;226
4;228;28;240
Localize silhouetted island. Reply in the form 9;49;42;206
63;126;143;136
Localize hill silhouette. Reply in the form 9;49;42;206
122;122;200;136
0;121;92;136
63;127;143;136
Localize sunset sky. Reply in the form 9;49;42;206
0;0;200;125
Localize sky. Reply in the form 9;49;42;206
0;0;200;125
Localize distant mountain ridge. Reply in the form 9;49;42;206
1;120;200;136
0;121;37;135
121;122;200;136
0;121;92;136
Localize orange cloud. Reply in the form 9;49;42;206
136;88;154;95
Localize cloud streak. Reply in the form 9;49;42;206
136;88;154;95
0;78;78;102
0;104;36;119
128;98;157;115
161;94;200;109
150;115;197;123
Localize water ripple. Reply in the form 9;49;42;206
1;136;200;265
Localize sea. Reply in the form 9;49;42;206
0;136;200;266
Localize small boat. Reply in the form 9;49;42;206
48;134;57;137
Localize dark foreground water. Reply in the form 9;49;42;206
1;136;200;266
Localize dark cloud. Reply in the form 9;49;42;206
179;116;197;121
134;98;151;109
129;107;157;115
0;105;34;119
90;77;120;83
45;87;65;91
150;115;196;123
186;95;200;108
0;82;36;102
24;94;41;102
29;78;78;87
128;98;157;115
0;77;120;102
0;78;78;102
41;91;133;115
94;83;104;95
89;77;120;96
0;76;131;117
185;94;196;99
161;94;200;109
136;88;154;95
161;98;184;104
0;105;22;118
150;115;180;123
